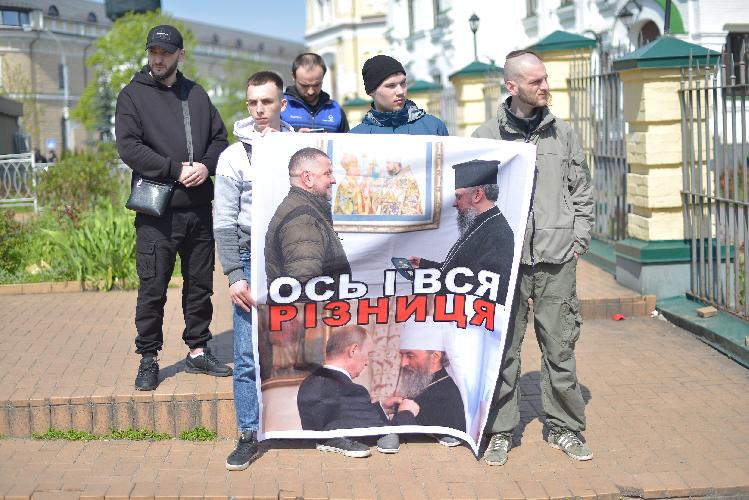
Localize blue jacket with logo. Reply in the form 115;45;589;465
349;100;449;136
281;86;349;133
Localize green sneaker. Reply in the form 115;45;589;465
546;427;593;461
483;433;511;466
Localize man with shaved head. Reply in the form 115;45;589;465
473;50;594;465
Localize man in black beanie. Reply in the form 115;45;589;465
409;160;514;306
350;55;449;135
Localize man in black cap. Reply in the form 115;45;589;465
409;160;514;305
350;55;448;135
116;25;231;391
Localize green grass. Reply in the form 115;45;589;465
106;428;172;441
179;427;217;441
30;427;216;441
31;427;172;441
32;428;99;441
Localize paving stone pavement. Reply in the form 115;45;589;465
1;262;748;498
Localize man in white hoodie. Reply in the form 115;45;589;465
214;71;294;471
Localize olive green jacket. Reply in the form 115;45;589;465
472;101;594;265
264;186;351;301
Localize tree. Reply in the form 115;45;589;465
213;57;263;144
72;10;197;135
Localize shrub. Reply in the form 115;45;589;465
35;144;128;213
0;210;28;274
43;205;138;290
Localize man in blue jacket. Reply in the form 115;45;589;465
281;53;349;133
350;55;449;136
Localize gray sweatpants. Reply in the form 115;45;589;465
486;259;586;434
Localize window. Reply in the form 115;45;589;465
726;32;749;93
258;42;264;52
526;0;537;17
211;34;219;44
58;63;65;90
86;12;97;23
235;38;242;48
637;20;660;47
1;9;29;26
48;5;59;17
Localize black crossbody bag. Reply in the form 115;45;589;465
125;84;192;217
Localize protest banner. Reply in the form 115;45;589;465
250;133;535;455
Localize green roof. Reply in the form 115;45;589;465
408;79;442;93
343;97;371;107
449;61;503;79
613;36;719;71
529;30;597;52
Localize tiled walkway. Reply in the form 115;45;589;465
1;262;747;498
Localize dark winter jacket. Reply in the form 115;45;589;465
264;186;351;302
115;67;228;208
349;100;449;136
281;86;349;133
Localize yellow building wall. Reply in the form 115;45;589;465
540;49;591;122
450;76;491;137
620;68;686;240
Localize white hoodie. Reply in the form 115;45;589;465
213;116;294;285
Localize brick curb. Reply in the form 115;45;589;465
1;391;236;438
0;277;183;296
580;294;656;319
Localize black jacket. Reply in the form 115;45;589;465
115;67;228;208
421;206;514;305
391;368;466;431
297;367;388;431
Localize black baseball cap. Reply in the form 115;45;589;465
145;25;183;53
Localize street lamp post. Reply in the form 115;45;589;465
46;29;70;154
469;13;480;62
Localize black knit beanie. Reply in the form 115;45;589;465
362;55;406;95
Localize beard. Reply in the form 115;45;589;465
397;365;433;399
457;207;479;237
517;85;551;109
149;59;179;82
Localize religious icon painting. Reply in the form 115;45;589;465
325;137;444;232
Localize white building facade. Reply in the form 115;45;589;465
305;0;389;103
308;0;749;99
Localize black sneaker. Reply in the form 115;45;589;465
316;437;371;458
135;356;159;391
226;431;260;471
376;433;400;454
184;348;233;377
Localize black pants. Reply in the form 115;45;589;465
134;206;214;355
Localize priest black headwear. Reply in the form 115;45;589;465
452;159;500;189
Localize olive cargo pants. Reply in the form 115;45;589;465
486;259;586;434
